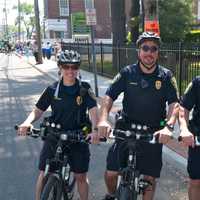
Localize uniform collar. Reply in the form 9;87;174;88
136;62;160;78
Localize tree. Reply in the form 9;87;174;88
111;0;127;69
159;0;193;42
13;3;35;40
129;0;140;43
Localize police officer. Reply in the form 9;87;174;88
18;50;99;200
98;32;179;200
179;76;200;200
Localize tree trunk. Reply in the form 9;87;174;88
111;0;127;70
143;0;157;20
129;0;140;43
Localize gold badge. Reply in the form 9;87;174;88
155;80;162;90
76;96;83;105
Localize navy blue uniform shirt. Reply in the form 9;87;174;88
36;79;96;130
181;76;200;134
106;63;178;127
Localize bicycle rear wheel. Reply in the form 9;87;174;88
116;184;138;200
41;174;63;200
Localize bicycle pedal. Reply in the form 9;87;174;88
139;179;152;190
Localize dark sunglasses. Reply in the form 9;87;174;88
61;64;79;70
140;45;158;53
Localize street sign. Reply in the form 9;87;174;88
85;8;97;26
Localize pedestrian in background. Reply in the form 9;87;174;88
45;42;52;60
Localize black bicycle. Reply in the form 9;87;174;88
15;121;91;200
111;124;159;200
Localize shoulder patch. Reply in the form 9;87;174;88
112;73;121;84
184;82;193;94
170;76;179;98
88;88;96;100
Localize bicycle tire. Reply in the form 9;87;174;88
41;175;63;200
64;172;76;200
117;184;138;200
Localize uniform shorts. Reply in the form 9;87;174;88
187;146;200;179
39;139;90;173
106;140;163;178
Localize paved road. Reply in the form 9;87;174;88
0;53;188;200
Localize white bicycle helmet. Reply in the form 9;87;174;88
136;32;161;47
57;50;81;65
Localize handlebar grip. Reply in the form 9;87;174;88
100;137;107;142
14;125;19;130
178;136;182;142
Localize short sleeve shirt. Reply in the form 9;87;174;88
36;79;97;130
181;76;200;131
106;63;178;127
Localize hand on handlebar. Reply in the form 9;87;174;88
17;123;33;136
154;126;173;144
87;131;100;144
97;120;112;138
179;129;195;147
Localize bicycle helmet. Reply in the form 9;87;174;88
136;32;161;47
57;50;81;65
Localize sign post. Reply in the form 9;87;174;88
84;0;98;97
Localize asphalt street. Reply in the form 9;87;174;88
0;53;189;200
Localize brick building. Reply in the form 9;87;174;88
43;0;112;40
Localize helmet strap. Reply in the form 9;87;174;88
139;59;157;71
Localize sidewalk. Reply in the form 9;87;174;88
17;54;188;167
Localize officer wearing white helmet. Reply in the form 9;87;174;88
98;32;179;200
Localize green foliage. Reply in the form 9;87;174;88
159;0;194;42
72;12;90;34
13;2;35;39
184;30;200;42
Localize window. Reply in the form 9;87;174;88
59;0;69;16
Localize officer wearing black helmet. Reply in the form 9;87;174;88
18;50;99;200
98;32;179;200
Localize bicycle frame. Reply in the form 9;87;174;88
114;128;156;200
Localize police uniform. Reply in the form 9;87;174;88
106;63;178;177
36;79;97;173
181;76;200;179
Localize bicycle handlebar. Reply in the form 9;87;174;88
15;125;107;143
110;128;159;144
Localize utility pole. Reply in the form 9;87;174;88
18;0;21;41
85;0;98;97
34;0;43;64
3;0;8;39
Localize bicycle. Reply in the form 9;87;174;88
15;120;93;200
110;123;159;200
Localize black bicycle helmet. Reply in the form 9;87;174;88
136;32;161;47
57;50;81;65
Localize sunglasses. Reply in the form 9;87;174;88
140;45;158;53
61;64;79;70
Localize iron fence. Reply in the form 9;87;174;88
61;41;200;96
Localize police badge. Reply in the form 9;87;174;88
76;96;83;105
155;80;162;90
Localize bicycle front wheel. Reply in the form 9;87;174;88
41;174;63;200
117;184;138;200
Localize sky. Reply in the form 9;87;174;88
0;0;43;25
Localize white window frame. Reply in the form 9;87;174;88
59;0;69;17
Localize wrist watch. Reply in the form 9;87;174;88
165;123;174;131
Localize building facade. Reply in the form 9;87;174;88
43;0;112;40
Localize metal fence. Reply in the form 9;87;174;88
61;42;200;95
